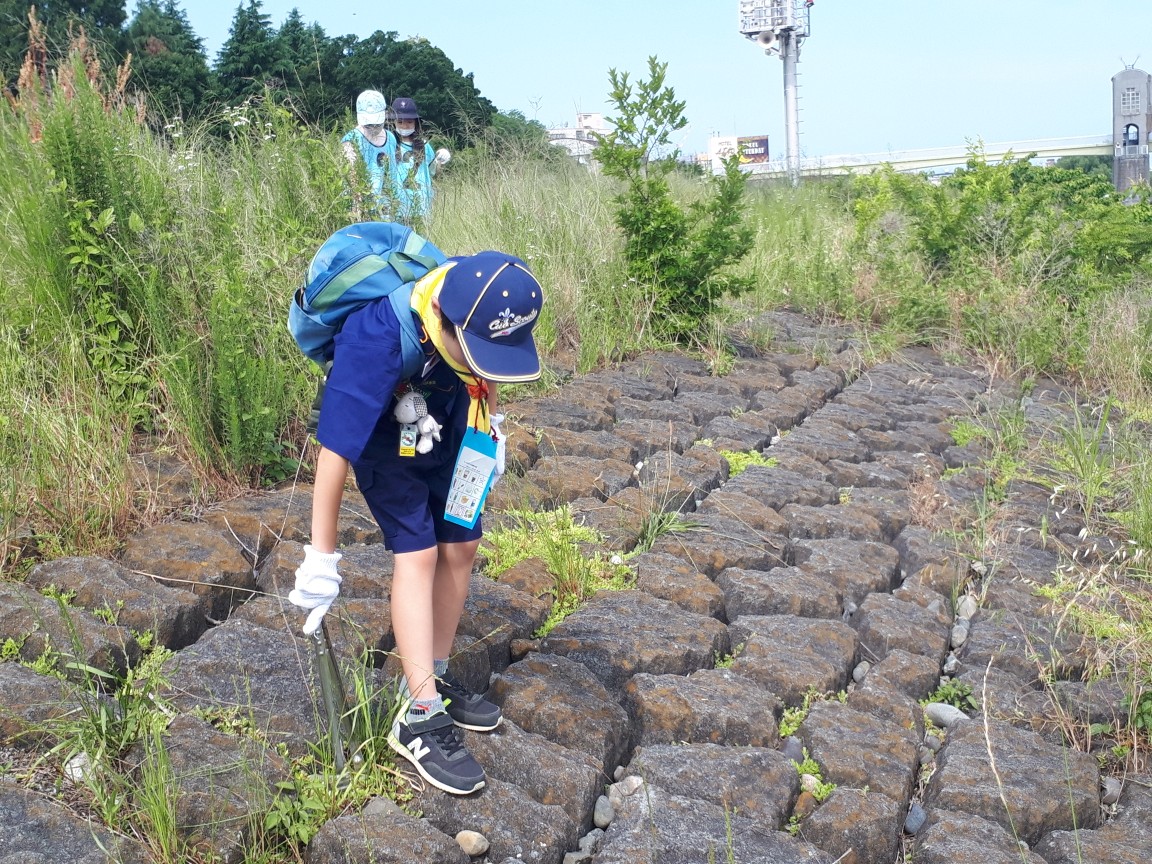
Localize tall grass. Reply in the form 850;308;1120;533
1;42;351;565
737;180;857;316
3;38;1151;578
433;155;641;371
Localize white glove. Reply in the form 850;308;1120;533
490;413;506;484
434;147;451;166
288;545;342;636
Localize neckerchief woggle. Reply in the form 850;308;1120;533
410;263;496;527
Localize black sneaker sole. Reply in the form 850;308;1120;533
386;731;486;796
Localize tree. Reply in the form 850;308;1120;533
1;0;127;80
273;9;344;126
592;57;754;339
487;109;567;163
336;31;493;145
1056;154;1112;180
212;0;289;105
124;0;210;120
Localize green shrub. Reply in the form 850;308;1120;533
592;56;754;340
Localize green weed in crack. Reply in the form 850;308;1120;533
37;633;176;835
924;679;979;714
717;449;777;479
481;506;634;637
1046;399;1116;526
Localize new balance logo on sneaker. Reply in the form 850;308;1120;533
387;706;485;795
408;736;431;762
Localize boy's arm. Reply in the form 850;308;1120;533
311;445;349;553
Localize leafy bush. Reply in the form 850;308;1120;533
853;150;1152;298
592;57;754;340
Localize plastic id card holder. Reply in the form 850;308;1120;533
443;427;497;529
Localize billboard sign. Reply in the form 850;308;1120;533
738;135;770;164
709;134;770;173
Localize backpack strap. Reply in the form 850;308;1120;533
386;284;427;381
387;249;444;286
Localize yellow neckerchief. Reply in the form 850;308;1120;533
410;264;491;434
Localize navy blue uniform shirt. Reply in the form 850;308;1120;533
314;295;481;553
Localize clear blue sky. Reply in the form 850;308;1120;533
184;1;1152;158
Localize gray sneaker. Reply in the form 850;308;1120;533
387;707;485;795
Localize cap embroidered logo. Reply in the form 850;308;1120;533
439;252;544;383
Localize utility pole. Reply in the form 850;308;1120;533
738;1;813;187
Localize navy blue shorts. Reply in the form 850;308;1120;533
352;454;483;554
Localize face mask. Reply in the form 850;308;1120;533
396;123;416;138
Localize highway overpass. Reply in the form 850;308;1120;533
741;134;1116;179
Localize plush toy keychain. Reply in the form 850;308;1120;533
393;390;442;454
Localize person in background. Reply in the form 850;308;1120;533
341;90;391;221
384;96;451;226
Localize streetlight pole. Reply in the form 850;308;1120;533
738;1;813;187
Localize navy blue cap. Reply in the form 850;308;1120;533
390;97;420;120
439;252;544;383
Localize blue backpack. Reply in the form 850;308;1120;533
289;222;448;378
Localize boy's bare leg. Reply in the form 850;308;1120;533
390;546;439;701
432;539;481;660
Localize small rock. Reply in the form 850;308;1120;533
800;773;820;795
780;735;805;764
918;745;935;766
363;796;405;817
456;830;490;857
563;852;590;864
793;790;818;820
64;752;92;783
852;660;871;683
950;622;969;649
613;766;624;782
956;595;979;621
904;802;927;834
607;775;643;808
509;638;540;660
923;733;943;753
1101;776;1122;805
924;702;969;729
593;795;615;829
843;601;858;620
578;828;604;853
942;653;960;675
971;560;988;577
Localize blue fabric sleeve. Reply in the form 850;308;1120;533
315;298;405;464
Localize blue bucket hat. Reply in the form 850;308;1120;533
390;97;421;121
439;252;544;383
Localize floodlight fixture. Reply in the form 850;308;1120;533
738;0;813;186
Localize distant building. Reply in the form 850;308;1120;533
1113;67;1152;193
547;113;609;166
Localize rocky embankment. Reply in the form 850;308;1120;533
1;310;1149;864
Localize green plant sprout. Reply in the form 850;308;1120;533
718;449;777;478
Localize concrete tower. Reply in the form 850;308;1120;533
1113;67;1152;193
